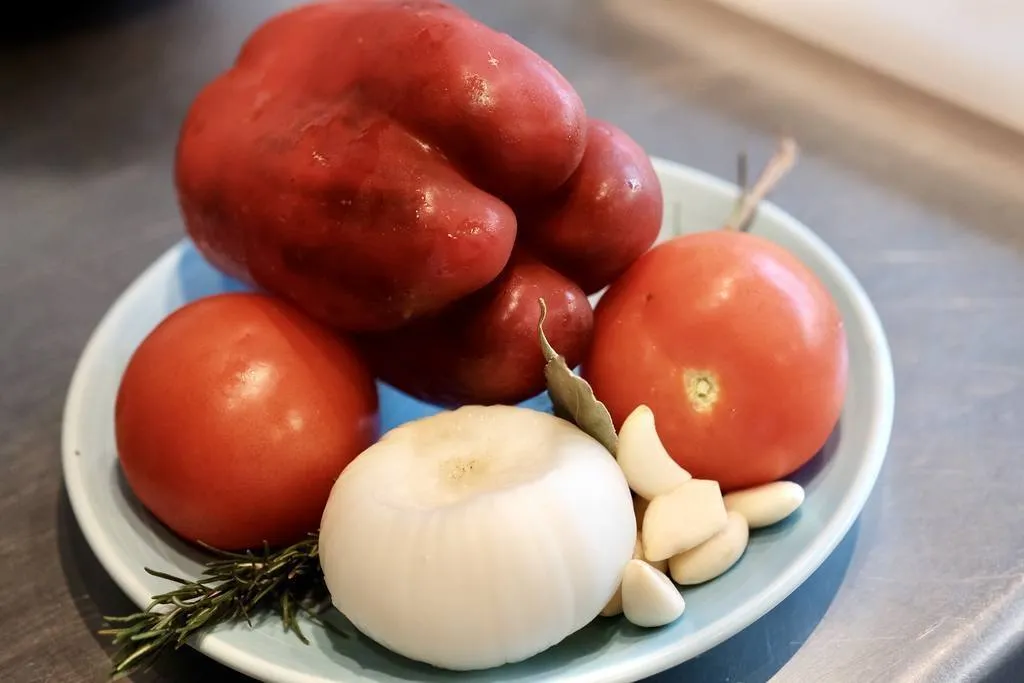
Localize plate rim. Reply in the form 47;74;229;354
61;157;896;683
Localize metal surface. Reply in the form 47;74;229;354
1;1;1022;681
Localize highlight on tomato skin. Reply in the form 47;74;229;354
582;230;849;492
113;292;380;552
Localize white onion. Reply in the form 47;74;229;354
318;405;637;671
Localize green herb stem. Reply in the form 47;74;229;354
101;534;327;679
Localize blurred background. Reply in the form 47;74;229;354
707;0;1024;136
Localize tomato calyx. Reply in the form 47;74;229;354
682;369;720;414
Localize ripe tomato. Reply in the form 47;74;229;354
583;231;848;491
115;293;379;550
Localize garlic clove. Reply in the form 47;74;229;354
616;405;692;500
600;588;623;617
669;511;749;585
634;531;668;574
642;479;728;562
621;559;686;628
596;530;673;618
603;535;652;618
724;481;805;528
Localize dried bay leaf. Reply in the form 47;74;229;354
537;298;618;455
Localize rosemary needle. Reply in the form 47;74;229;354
100;533;330;679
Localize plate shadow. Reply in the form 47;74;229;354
647;520;860;683
56;484;252;682
789;420;842;488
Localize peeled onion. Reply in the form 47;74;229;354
319;405;637;671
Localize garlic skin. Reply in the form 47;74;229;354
318;405;637;671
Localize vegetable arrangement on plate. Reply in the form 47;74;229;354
100;0;848;678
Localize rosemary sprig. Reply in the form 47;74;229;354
100;533;329;679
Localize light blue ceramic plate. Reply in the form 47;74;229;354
62;158;895;683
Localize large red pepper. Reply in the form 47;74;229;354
175;0;662;405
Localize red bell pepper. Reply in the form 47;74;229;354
175;0;662;404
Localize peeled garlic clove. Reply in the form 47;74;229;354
642;479;728;562
621;559;686;628
600;588;623;617
616;405;692;500
605;533;669;618
634;532;668;574
602;536;651;618
724;481;805;528
319;405;637;671
669;511;749;585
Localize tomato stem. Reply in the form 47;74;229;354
736;151;749;195
725;138;799;233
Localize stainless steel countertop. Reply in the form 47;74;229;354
2;1;1023;681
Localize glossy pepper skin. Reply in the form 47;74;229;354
357;250;594;406
176;0;587;332
518;119;663;295
175;0;663;404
